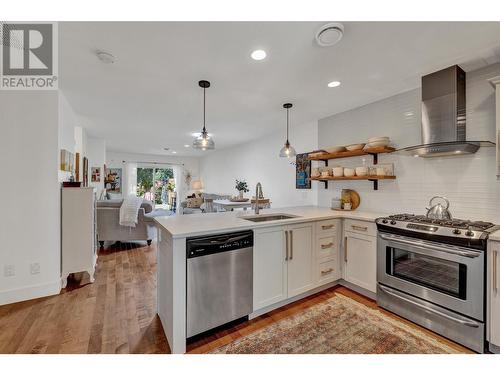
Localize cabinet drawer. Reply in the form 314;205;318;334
318;259;337;284
344;219;377;237
317;236;336;259
315;219;338;236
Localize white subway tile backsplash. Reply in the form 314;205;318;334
318;63;500;223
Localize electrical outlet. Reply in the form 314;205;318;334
4;264;15;277
30;263;40;275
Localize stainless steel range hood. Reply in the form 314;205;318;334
399;65;494;157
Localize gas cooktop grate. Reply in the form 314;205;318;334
387;214;495;230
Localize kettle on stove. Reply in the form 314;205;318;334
426;196;452;220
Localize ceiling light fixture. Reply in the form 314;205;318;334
327;81;341;88
279;103;297;158
96;50;115;64
251;49;267;61
172;151;177;154
184;144;190;148
193;80;215;150
315;23;344;47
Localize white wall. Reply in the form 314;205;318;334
199;121;318;208
0;91;61;305
106;151;200;199
317;63;500;222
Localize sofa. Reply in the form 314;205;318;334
96;199;164;248
180;193;231;214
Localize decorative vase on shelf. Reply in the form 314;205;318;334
238;190;244;199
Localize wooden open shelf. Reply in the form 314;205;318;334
308;146;396;162
311;175;396;181
310;175;396;190
307;146;396;190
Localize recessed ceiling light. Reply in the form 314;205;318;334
172;151;177;154
251;49;267;61
327;81;341;88
184;144;190;148
96;50;115;64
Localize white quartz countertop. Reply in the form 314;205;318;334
154;206;385;238
489;228;500;242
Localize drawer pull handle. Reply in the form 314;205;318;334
322;225;334;230
351;225;368;232
494;250;498;293
321;268;333;275
321;242;333;249
344;236;348;263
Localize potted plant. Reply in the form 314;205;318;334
235;179;249;199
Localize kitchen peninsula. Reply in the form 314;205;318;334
154;206;382;353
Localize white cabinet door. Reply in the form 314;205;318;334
253;226;288;310
344;231;377;293
489;240;500;347
286;223;314;298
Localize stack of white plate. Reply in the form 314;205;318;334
364;136;390;149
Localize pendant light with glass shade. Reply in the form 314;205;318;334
279;103;296;158
193;80;215;150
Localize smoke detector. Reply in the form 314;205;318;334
315;22;344;47
96;51;115;64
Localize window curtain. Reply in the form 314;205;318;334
124;162;137;197
172;164;184;214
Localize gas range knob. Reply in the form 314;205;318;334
382;219;388;224
390;220;397;225
452;229;461;235
465;230;474;237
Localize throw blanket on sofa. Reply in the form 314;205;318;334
119;196;143;227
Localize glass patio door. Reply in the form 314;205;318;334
136;167;174;209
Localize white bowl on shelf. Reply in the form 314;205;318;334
368;136;390;143
364;140;390;149
345;143;366;151
325;146;347;153
344;168;356;177
332;166;344;177
355;166;368;176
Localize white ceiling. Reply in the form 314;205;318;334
59;22;500;156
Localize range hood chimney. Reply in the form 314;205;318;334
399;65;494;157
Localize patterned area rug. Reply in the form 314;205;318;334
211;294;468;354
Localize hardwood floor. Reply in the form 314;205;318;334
0;242;169;354
0;242;470;354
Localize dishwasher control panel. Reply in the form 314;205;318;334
187;230;254;258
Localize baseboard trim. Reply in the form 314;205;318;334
0;280;61;306
249;281;340;319
488;342;500;354
338;280;377;300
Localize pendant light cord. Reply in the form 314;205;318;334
203;87;206;134
286;107;289;143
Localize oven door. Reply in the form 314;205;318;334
377;232;484;321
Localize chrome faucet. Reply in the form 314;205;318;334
255;182;263;214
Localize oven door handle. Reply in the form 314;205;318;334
378;233;481;258
378;285;480;328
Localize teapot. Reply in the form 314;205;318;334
426;196;452;220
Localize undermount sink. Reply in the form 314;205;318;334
241;214;299;222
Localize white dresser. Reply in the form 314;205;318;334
61;187;97;288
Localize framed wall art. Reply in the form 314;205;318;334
295;153;311;189
91;167;101;182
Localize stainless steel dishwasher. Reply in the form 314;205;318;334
186;230;253;338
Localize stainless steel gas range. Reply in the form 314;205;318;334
376;214;500;352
